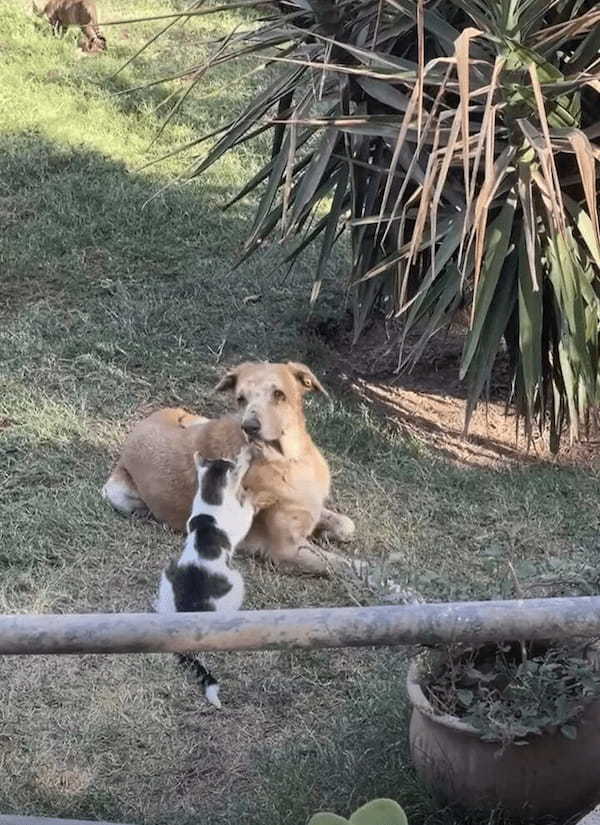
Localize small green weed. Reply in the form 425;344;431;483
424;642;600;748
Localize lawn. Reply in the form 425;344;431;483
2;2;600;824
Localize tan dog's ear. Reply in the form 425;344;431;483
287;362;329;396
214;368;238;392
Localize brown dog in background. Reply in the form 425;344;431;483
102;362;356;576
33;0;107;52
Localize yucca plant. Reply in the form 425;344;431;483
122;0;600;449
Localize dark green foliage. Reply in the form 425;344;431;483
140;0;600;449
423;642;600;747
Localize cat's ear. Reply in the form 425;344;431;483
234;445;254;475
192;451;208;469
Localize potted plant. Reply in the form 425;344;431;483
408;641;600;820
309;798;408;825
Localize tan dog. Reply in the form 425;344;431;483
102;362;356;576
33;0;107;51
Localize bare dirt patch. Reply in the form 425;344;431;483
308;313;600;469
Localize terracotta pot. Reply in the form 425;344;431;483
407;657;600;820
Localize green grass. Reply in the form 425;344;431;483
2;3;600;824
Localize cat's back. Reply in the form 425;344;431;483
168;521;242;611
165;558;230;613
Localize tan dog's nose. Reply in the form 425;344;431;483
241;415;261;438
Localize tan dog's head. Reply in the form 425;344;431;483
215;361;327;453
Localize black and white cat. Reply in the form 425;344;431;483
156;447;255;709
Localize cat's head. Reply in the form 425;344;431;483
189;449;256;548
192;447;251;501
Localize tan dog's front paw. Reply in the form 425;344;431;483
316;509;355;543
333;514;355;543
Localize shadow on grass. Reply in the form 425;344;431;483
104;42;263;129
3;133;599;601
3;129;599;544
2;133;600;825
0;132;328;414
0;133;251;309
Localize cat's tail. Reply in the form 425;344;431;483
177;654;221;709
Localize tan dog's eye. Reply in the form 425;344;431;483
237;394;246;407
273;389;286;402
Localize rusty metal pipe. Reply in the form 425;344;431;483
0;597;599;655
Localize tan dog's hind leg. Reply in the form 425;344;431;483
102;465;149;517
256;508;350;577
176;413;209;429
279;541;352;577
315;508;356;543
